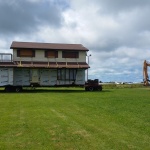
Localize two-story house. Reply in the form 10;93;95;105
0;41;89;88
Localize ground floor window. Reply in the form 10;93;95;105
57;69;77;80
69;69;76;80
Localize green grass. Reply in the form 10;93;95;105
102;83;144;89
0;88;150;150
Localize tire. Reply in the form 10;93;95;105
85;87;89;91
5;86;11;92
88;86;94;91
15;87;22;92
98;86;102;91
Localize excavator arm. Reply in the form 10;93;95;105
143;60;150;86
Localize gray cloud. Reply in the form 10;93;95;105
0;0;65;35
75;0;150;53
97;0;150;14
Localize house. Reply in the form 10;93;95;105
0;41;89;88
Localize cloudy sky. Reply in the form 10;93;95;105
0;0;150;82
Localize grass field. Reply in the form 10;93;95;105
0;87;150;150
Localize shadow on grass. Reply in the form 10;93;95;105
0;87;111;94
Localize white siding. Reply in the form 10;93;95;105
0;68;13;86
13;68;30;86
0;67;85;86
13;49;86;62
75;69;85;85
40;69;57;86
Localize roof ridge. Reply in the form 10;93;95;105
10;41;89;51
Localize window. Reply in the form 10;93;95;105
57;69;66;80
17;49;35;57
57;69;77;80
45;50;58;58
62;51;79;58
69;69;77;80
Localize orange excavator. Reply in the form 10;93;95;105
143;60;150;85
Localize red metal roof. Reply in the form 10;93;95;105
0;61;89;69
0;62;15;67
10;41;89;51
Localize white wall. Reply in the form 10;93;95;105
0;68;13;86
13;49;87;62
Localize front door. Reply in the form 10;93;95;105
30;69;39;83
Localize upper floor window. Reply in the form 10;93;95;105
45;50;58;58
17;49;35;57
62;51;79;58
